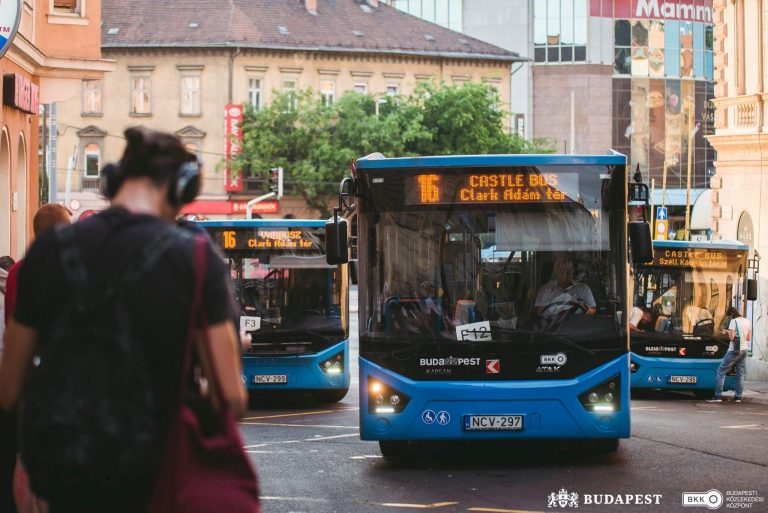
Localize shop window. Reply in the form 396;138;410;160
82;80;102;115
386;0;463;31
248;78;263;110
84;144;100;178
130;75;152;115
180;75;201;116
534;0;588;63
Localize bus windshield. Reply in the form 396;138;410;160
359;165;626;352
632;245;747;339
204;223;348;355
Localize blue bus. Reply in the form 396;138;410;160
200;219;350;403
328;153;642;459
630;239;752;398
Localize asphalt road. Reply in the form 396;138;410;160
239;315;768;513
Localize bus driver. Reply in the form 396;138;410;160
535;253;596;330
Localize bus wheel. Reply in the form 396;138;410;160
312;389;348;403
595;438;620;453
379;441;408;461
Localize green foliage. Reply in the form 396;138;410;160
235;82;554;216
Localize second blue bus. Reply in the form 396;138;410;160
201;219;350;403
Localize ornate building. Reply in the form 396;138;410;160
707;0;768;379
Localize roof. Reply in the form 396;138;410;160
354;153;628;169
101;0;524;62
198;219;328;228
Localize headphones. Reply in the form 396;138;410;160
100;158;201;207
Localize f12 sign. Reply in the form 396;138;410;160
0;0;20;60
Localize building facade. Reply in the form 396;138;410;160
387;0;717;231
707;0;768;379
56;0;521;220
0;0;109;259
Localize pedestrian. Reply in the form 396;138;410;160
708;306;752;403
2;204;72;513
0;127;255;513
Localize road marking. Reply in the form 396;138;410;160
468;508;544;513
350;454;383;460
305;433;359;441
240;421;359;429
720;424;765;430
241;410;336;420
631;406;658;410
260;496;329;503
379;502;459;509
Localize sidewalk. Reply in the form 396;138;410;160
736;381;768;405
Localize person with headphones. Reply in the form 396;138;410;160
0;127;250;512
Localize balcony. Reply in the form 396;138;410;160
57;170;101;194
712;94;767;136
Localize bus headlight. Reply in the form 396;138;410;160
368;378;410;414
579;375;621;412
319;352;344;374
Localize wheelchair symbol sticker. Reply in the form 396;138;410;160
422;410;436;424
436;411;451;425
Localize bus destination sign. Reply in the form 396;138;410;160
207;227;317;252
405;172;578;205
653;248;747;270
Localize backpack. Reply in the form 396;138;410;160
21;223;188;501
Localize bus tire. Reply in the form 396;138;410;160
312;389;348;403
595;438;620;453
379;441;408;461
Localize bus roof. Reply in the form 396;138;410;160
354;153;627;169
652;239;750;251
197;219;327;228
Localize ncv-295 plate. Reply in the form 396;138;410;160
668;375;697;384
463;415;524;431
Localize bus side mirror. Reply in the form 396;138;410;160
326;214;349;265
747;279;758;301
629;221;653;264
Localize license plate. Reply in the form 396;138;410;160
668;375;697;384
253;374;288;384
464;415;524;431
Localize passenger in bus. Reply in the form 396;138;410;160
652;303;671;333
629;305;652;333
534;253;596;330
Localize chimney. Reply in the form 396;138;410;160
305;0;317;15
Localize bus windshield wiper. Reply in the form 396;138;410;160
491;327;596;357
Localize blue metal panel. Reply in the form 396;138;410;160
355;153;627;170
198;219;327;228
241;340;350;391
359;354;630;441
652;240;750;251
630;353;736;392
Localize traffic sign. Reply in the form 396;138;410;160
655;219;668;240
656;207;668;221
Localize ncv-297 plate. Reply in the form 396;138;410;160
668;375;697;384
463;415;524;431
253;374;288;384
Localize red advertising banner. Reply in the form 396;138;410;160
593;0;713;22
224;104;244;192
181;200;279;216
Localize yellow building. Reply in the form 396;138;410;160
707;0;768;379
55;0;522;219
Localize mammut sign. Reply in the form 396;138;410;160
599;1;713;23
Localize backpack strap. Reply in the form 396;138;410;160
734;318;742;351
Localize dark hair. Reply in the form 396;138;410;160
117;127;196;188
0;255;14;271
727;306;741;318
33;203;72;236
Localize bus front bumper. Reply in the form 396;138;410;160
241;340;350;391
629;353;736;391
359;354;630;441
